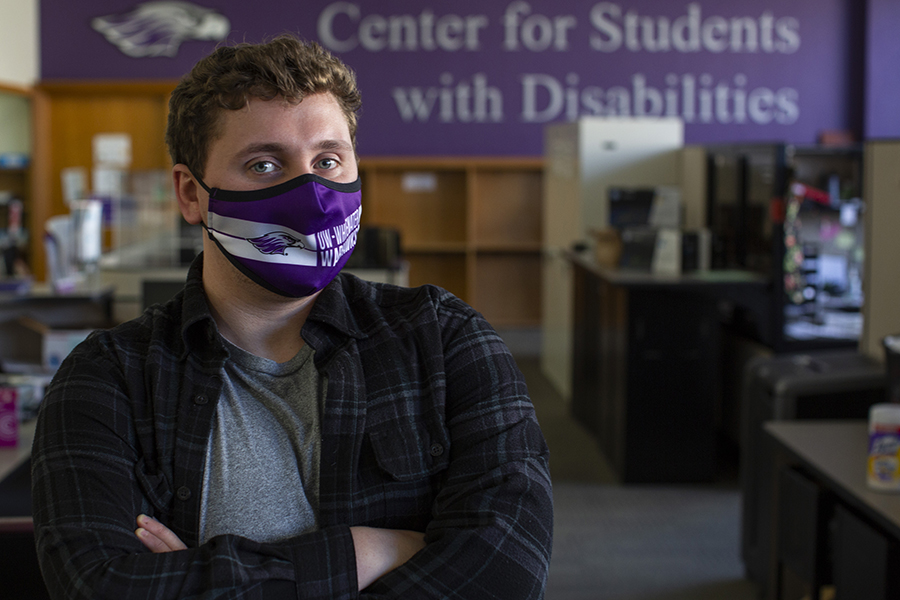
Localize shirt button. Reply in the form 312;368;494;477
193;394;208;405
430;443;444;457
176;486;192;501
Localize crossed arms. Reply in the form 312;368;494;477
136;515;426;591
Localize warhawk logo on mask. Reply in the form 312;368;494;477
248;232;308;256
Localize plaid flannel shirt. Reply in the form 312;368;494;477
31;255;553;599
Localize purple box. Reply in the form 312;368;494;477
0;387;17;447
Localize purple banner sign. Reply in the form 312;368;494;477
41;0;864;155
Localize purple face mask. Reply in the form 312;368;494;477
195;172;362;298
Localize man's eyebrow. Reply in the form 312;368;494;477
236;140;353;156
237;142;288;157
314;139;354;152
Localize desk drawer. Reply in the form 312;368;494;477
833;504;900;600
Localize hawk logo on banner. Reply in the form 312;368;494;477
92;1;230;58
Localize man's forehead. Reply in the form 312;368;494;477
211;95;351;145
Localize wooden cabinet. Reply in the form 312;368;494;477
571;256;719;483
359;157;543;328
570;254;769;483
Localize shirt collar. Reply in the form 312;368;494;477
178;254;366;360
180;253;226;361
306;274;368;341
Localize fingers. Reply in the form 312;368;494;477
135;526;170;553
135;515;188;553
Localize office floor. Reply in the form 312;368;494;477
515;355;760;600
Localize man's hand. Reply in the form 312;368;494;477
350;526;426;590
135;514;187;553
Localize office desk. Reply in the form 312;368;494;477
764;421;900;599
0;419;46;600
0;420;35;521
570;254;768;482
0;285;114;327
765;421;900;538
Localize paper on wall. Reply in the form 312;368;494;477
92;133;132;168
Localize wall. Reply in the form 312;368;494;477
861;141;900;360
865;0;900;139
861;1;900;360
0;0;39;87
39;0;866;156
0;95;31;155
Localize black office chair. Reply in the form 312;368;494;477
343;226;402;270
142;279;186;310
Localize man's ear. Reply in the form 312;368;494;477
173;165;205;225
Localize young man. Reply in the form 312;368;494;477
31;36;553;599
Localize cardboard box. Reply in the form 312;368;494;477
18;317;96;370
590;228;622;268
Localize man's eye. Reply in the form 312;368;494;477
250;161;277;174
316;158;338;170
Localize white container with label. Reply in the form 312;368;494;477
867;403;900;491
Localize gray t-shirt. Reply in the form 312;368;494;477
199;340;323;544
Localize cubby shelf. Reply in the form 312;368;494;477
359;156;544;328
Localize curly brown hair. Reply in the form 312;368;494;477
165;35;361;178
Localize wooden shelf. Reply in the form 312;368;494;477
471;168;542;247
359;156;544;327
361;167;466;246
406;253;470;303
473;241;542;253
472;253;542;328
404;241;469;253
0;169;29;191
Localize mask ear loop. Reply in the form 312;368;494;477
186;167;217;239
187;168;215;195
